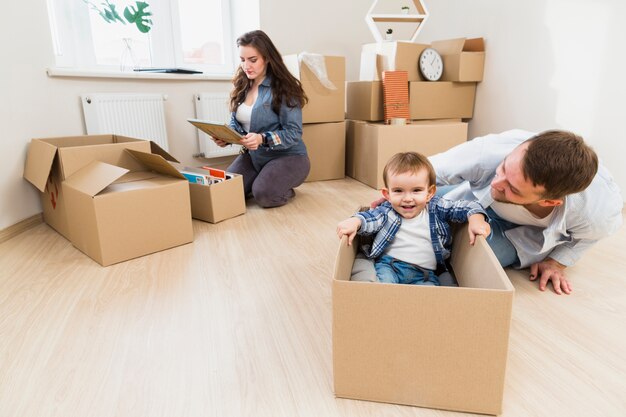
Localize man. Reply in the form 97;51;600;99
430;129;623;295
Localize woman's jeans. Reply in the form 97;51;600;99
375;255;439;285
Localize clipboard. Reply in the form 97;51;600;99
187;118;243;145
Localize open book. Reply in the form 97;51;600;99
187;119;243;145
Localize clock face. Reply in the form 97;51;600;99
419;48;443;81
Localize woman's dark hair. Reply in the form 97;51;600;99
230;30;308;114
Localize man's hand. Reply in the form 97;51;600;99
240;132;263;150
370;197;386;208
529;258;571;295
213;138;228;148
467;213;491;245
336;217;362;246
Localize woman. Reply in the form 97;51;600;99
214;30;310;208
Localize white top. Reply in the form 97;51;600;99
235;103;253;133
384;210;437;270
490;201;554;228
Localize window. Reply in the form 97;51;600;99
47;0;235;75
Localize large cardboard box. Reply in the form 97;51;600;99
346;120;467;189
346;81;384;122
302;121;346;182
409;81;477;120
61;149;193;266
332;226;514;415
283;54;345;123
186;170;246;223
360;42;428;82
431;37;485;82
23;135;158;240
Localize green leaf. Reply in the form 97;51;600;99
124;1;153;33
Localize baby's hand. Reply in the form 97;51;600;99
467;214;491;246
336;217;361;246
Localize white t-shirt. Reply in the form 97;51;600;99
490;201;554;227
235;103;253;133
383;210;437;269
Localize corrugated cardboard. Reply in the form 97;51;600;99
360;42;428;82
23;135;153;239
283;54;346;123
345;120;467;189
332;225;514;415
62;148;193;266
302;121;346;182
431;37;485;82
409;81;477;120
346;81;384;122
186;171;246;223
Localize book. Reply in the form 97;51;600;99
187;118;243;145
134;68;202;74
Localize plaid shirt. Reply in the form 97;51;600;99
355;196;487;270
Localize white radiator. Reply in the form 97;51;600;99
194;92;241;158
81;93;169;151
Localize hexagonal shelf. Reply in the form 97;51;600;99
365;0;429;42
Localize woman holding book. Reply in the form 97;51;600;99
212;30;309;208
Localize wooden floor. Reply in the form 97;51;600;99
1;178;625;417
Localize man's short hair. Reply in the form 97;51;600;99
523;130;598;199
383;152;436;188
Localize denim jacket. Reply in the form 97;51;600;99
355;197;488;271
229;75;307;171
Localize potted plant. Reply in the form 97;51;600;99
385;28;393;41
401;6;410;14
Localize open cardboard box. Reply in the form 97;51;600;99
332;225;514;415
302;121;346;182
431;37;485;82
346;120;468;189
283;54;346;123
24;135;193;266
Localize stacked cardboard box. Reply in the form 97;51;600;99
284;54;346;182
346;37;485;189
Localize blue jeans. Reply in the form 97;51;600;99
375;255;439;285
436;185;520;268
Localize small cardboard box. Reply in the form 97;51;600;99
23;135;158;240
332;226;514;415
302;121;346;182
346;81;384;122
183;167;246;223
283;54;346;123
360;42;428;82
431;37;485;82
61;149;193;266
409;81;477;120
346;120;467;190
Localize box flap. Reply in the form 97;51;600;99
463;37;485;52
23;139;58;192
149;141;180;163
431;38;466;55
64;160;129;197
126;149;186;179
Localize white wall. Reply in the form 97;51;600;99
2;0;624;230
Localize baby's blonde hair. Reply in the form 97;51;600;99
383;152;436;188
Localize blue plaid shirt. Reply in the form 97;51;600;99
355;196;488;270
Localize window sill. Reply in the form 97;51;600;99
46;67;233;81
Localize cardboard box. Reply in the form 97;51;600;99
360;42;428;82
23;135;158;240
431;37;485;82
185;169;246;223
346;120;468;189
346;81;384;122
409;81;477;120
303;121;346;182
283;54;346;123
61;149;193;266
332;225;514;415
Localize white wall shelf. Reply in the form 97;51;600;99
366;0;429;42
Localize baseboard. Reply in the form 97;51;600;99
0;214;43;244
